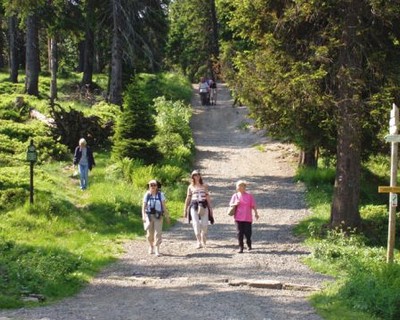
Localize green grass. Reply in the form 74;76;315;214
0;70;191;308
295;162;400;320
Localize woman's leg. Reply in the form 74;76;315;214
243;222;252;250
200;210;209;246
78;164;88;189
236;221;245;252
153;216;163;256
190;208;202;247
146;216;155;253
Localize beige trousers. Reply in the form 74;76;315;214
146;215;163;246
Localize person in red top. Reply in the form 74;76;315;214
229;180;259;253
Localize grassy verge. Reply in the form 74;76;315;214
0;70;192;308
295;162;400;320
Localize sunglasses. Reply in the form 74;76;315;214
150;184;157;187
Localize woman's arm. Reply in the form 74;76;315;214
161;200;171;224
183;186;192;217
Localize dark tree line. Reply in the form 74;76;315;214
0;0;169;106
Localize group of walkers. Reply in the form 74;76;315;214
199;77;217;106
142;170;259;256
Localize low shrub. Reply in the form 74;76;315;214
339;262;400;319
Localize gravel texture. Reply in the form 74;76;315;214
0;83;331;320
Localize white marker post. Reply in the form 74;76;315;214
384;103;399;263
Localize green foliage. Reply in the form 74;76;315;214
0;238;84;308
112;72;193;165
296;158;400;319
339;262;400;319
166;0;216;80
295;166;336;186
112;76;158;163
153;96;194;166
218;0;400;164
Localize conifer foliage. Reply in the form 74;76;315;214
112;76;161;164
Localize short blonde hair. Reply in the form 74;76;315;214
79;138;87;146
236;180;247;190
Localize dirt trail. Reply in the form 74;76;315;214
0;83;330;320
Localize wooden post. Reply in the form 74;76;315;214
387;103;398;263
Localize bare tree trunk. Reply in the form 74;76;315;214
81;0;95;87
209;0;219;58
330;1;362;229
77;40;85;72
50;37;58;103
25;14;40;96
109;0;123;106
299;147;318;168
8;15;19;83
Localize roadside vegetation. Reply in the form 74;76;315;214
295;159;400;320
0;70;193;308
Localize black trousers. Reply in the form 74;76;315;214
235;221;252;249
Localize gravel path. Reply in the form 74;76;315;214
0;83;330;320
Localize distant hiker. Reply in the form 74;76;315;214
198;77;210;106
229;180;259;253
142;179;170;256
209;79;217;105
73;138;95;190
184;170;214;248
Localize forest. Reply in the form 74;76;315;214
0;0;400;318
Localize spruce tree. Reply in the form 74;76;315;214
112;76;161;164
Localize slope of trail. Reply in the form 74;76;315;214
0;83;330;320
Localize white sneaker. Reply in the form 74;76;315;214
155;247;160;256
196;242;202;249
148;246;154;254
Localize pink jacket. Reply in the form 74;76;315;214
229;192;256;222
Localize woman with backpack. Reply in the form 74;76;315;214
142;180;170;256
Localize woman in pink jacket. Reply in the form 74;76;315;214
229;180;259;253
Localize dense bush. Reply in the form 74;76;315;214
340;262;400;319
112;72;193;165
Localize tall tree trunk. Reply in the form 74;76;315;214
109;0;123;106
209;0;219;79
25;14;40;96
0;15;4;68
81;0;95;87
209;0;219;58
299;147;318;168
77;40;85;72
8;15;19;83
330;1;362;229
50;37;58;103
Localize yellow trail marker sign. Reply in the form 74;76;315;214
378;186;400;193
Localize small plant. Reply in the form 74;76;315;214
238;121;251;131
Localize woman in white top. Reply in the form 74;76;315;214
142;179;170;256
183;170;214;248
